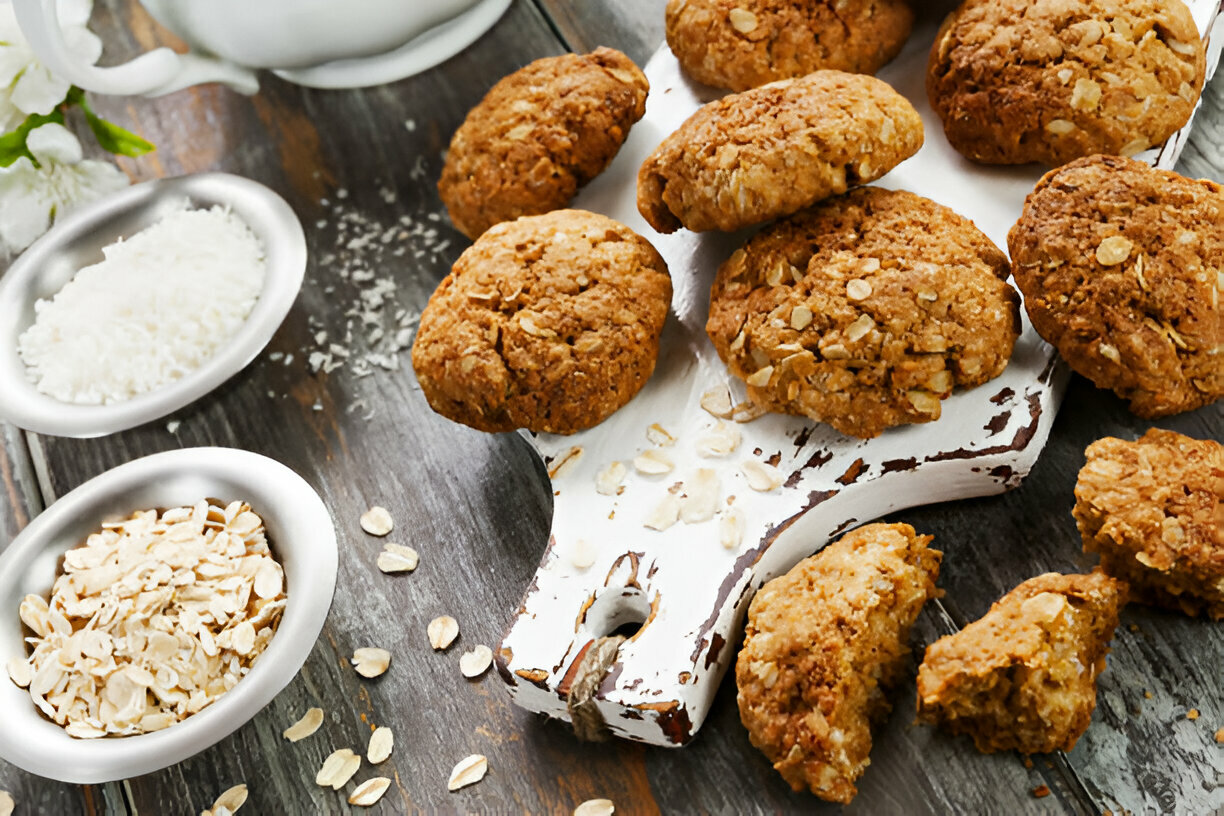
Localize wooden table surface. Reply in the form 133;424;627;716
2;1;1222;814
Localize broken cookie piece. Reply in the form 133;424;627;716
917;569;1126;754
736;523;941;803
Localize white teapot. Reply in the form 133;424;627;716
13;0;508;94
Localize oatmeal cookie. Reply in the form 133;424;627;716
665;0;914;92
736;523;941;803
637;70;922;234
1075;429;1224;619
1008;155;1223;417
927;0;1206;166
917;569;1126;755
706;187;1019;438
438;48;649;240
411;210;671;434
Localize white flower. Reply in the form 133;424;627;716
0;0;102;129
0;121;128;253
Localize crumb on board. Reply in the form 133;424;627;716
1187;709;1200;721
1033;785;1051;798
1215;727;1224;744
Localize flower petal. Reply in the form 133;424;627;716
26;122;83;164
63;25;103;67
11;64;70;116
0;160;54;253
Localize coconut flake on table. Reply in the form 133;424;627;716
17;200;266;405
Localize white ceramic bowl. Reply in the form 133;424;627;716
0;447;337;783
0;173;307;438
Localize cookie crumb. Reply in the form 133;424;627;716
1187;709;1200;721
1033;785;1051;799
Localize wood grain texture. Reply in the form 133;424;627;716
0;0;1219;814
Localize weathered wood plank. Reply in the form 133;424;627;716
533;0;665;66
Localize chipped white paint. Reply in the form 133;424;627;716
499;6;1224;748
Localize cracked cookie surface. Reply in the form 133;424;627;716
1008;154;1223;417
438;47;649;240
927;0;1205;166
706;187;1019;439
1075;429;1224;619
411;210;671;434
917;569;1127;755
736;522;941;803
666;0;913;92
638;70;922;234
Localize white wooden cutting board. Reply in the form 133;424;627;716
497;3;1224;746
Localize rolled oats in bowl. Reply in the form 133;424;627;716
10;499;287;738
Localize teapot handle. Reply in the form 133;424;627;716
12;0;259;97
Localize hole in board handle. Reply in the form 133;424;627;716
581;586;651;640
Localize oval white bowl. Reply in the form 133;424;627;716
0;447;337;783
0;173;307;438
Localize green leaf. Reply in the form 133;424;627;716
0;111;66;168
83;114;155;157
72;89;156;158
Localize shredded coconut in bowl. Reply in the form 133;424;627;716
17;200;267;405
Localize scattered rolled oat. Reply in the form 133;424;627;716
428;616;460;650
570;539;597;570
719;507;746;550
283;707;324;742
360;506;394;537
700;386;734;419
595;462;627;496
741;460;784;491
644;494;681;531
0;792;13;816
548;446;584;480
351;648;392;679
316;748;362;789
367;726;394;764
679;469;721;524
646;423;676;447
574;799;615;816
207;783;248;815
18;501;286;737
460;645;494;679
447;754;488;791
633;449;674;475
696;420;741;457
349;777;392;807
377;544;419;574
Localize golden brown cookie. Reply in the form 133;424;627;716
736;523;941;803
411;210;671;434
665;0;914;92
638;70;922;234
1075;429;1224;620
437;48;649;240
916;569;1127;755
928;0;1206;166
1008;154;1223;418
706;187;1020;439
